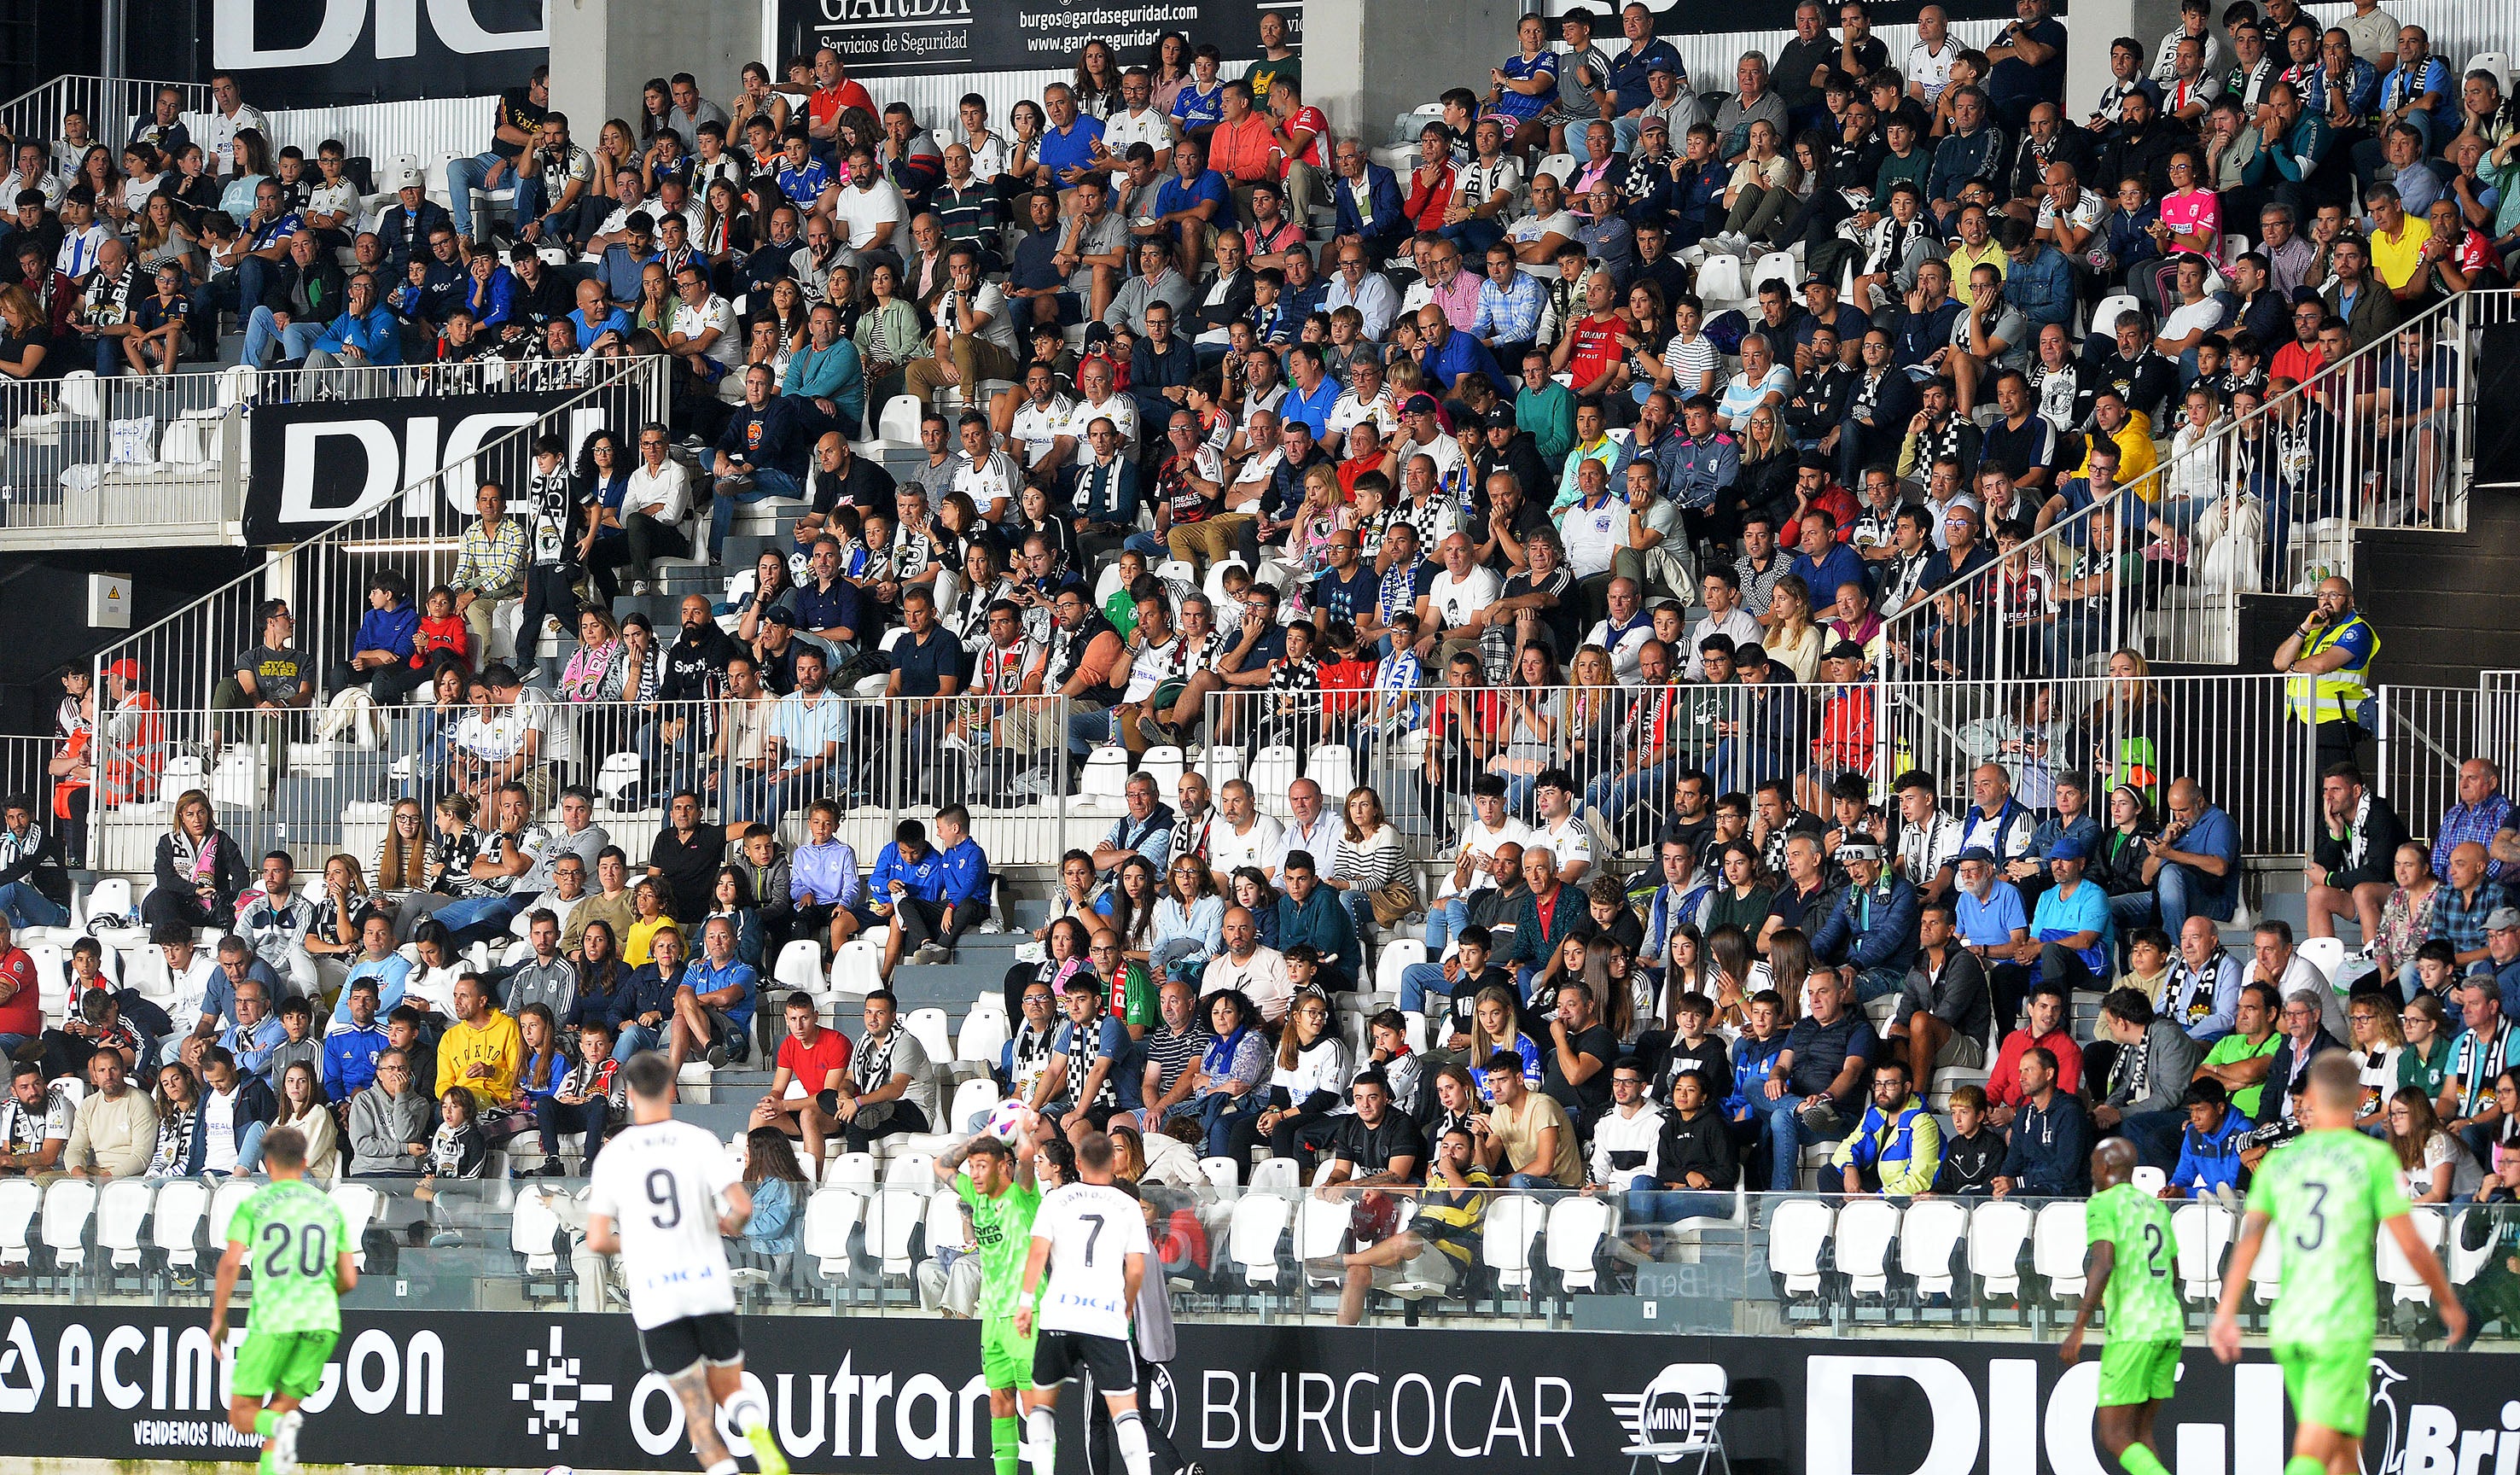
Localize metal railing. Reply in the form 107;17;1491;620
0;75;207;163
84;353;666;713
0;366;243;539
1875;288;2511;682
2375;684;2485;841
74;689;1137;878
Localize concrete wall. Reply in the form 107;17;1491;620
546;0;769;138
1301;0;1528;145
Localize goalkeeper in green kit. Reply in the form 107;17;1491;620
935;1124;1044;1475
2212;1053;2465;1475
2060;1139;2185;1475
210;1127;355;1475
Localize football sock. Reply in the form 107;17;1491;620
254;1410;280;1438
706;1459;739;1475
2287;1458;2327;1475
992;1414;1022;1475
2120;1443;2170;1475
1026;1408;1058;1475
727;1390;770;1433
1113;1409;1152;1475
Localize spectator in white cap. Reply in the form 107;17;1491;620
1807;839;1920;1004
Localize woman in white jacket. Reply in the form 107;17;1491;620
2147;384;2232;554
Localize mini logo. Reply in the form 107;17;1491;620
0;1318;43;1414
514;1326;616;1450
1603;1362;1724;1460
1145;1364;1177;1437
2366;1356;2408;1475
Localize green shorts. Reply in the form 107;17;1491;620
981;1315;1036;1393
2095;1338;2181;1408
230;1329;338;1401
2273;1341;2373;1438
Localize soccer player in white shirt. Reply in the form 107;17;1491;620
1013;1130;1155;1475
585;1052;789;1475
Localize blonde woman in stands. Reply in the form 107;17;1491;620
143;789;249;929
558;607;621;704
1465;982;1541;1101
1327;785;1411;951
2081;646;2165;808
305;854;376;961
1762;575;1825;682
373;798;430;936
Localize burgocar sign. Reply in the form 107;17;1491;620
781;0;1295;81
0;1309;2500;1475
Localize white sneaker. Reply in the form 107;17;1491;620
978;918;1005;934
271;1409;304;1475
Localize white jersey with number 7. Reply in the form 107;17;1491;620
1031;1182;1151;1341
585;1119;742;1329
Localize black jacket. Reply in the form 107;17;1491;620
2256;1029;2345;1128
660;625;742;704
2310;792;2409;892
1657;1105;1740;1191
153;828;252;917
261;254;348;321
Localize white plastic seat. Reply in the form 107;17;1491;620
882;1151;936;1188
902;1007;952;1065
1371;940;1427;1007
41;1180;99;1268
1248;746;1299;814
773;939;825;999
1227;1194;1293;1287
151;1180;210;1268
822;1151;879;1192
1768;1198;1835;1296
1078;746;1132;804
1197;1157;1239;1192
1694;253;1745;303
1534;154;1577;189
329;1183;379;1268
2129;1165;2168;1196
83;877;135;930
830;938;883;997
2295;936;2345;983
954;1012;1010;1078
206;1180;257;1255
1202;556;1249;609
1835;1198;1902;1297
802;1188;864;1286
2466;51;2511;85
922;1186;968;1264
510;1191;565;1274
1899;1198;1970;1297
1137;744;1185;795
96;1181;153;1268
1292;1197;1349;1283
1544;1195;1615;1291
1304;744;1355;802
1196;743;1243;789
594;750;643;804
0;1178;36;1267
2172;1199;2234;1303
1968;1198;2034;1297
2378;1207;2446;1305
2249;1231;2283;1305
2093;292;2140;338
1749;248;1801;296
1481;1194;1545;1291
941;1076;1002;1136
870;1188;924;1274
1616;1362;1730;1475
1248;1156;1301;1197
2032;1200;2091;1299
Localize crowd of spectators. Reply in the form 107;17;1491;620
6;0;2520;1327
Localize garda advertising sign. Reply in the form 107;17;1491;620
0;1309;2505;1474
781;0;1294;81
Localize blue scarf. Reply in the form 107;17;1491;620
1202;1023;1250;1076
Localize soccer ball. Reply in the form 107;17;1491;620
985;1100;1039;1143
544;1466;576;1475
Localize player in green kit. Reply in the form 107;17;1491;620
936;1125;1045;1475
2212;1053;2466;1475
210;1127;354;1475
2061;1139;2185;1475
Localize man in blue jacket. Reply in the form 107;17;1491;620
2167;1079;2250;1196
1329;137;1407;267
1275;849;1361;993
613;924;690;1060
870;818;963;975
331;569;424;703
1811;841;1920;1002
710;363;811;559
323;977;392;1102
1993;1043;2091;1195
295;271;401;400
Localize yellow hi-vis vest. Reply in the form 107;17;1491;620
2285;615;2377;726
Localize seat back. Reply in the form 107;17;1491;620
824;1151;880;1191
2171;1199;2234;1303
955;1011;1010;1068
96;1181;154;1262
0;1178;36;1261
1835;1199;1902;1292
2031;1201;2091;1297
876;394;922;445
1543;1195;1615;1290
1248;747;1299;813
1749;249;1801;296
944;1076;1001;1136
801;1188;863;1275
84;877;135;929
1197;1156;1240;1192
1372;940;1428;1006
882;1151;936;1188
872;1188;923;1274
1228;1194;1292;1286
1898;1198;1970;1295
1694;254;1745;303
1967;1198;2034;1296
2378;1207;2445;1304
1137;744;1186;795
1768;1198;1835;1293
1481;1195;1542;1286
2295;936;2345;982
150;1179;211;1266
509;1190;564;1270
831;938;884;997
923;1186;968;1259
2093;292;2141;338
41;1180;99;1264
902;1007;952;1065
207;1180;258;1253
329;1184;380;1268
1534;154;1577;189
1248;1156;1301;1196
773;939;826;996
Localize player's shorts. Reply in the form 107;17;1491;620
981;1315;1037;1391
2273;1340;2373;1438
2095;1338;2181;1408
1031;1328;1138;1394
639;1313;743;1376
231;1330;337;1401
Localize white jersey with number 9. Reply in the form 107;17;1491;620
1031;1181;1151;1342
585;1118;742;1329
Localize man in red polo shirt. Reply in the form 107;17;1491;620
1551;271;1627;399
0;914;40;1059
806;48;876;153
1205;79;1284;223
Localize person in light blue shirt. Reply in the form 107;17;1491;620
330;915;416;1029
2028;834;2112;980
220;977;288;1083
1953;847;2029;948
784;302;865;437
2150;778;2239;935
297;271;402;399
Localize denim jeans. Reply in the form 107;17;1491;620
445;152;509;242
1422;897;1468;955
1505;1172;1566;1190
614;1021;664;1060
0;882;67;929
1398;960;1452;1016
708;468;806;559
434;894;521;949
2156;862;2233;937
1761;1096;1851;1192
241;306;324;369
1621;1176;1736;1225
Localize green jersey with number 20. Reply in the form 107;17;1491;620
226;1180;348;1337
2255;1128;2410;1346
2084;1181;2183;1344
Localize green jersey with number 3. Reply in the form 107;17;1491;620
226;1180;348;1337
2255;1128;2409;1346
959;1174;1042;1319
2085;1181;2183;1344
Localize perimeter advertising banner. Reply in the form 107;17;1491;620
240;390;573;546
210;0;549;108
780;1;1296;82
0;1309;2500;1475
